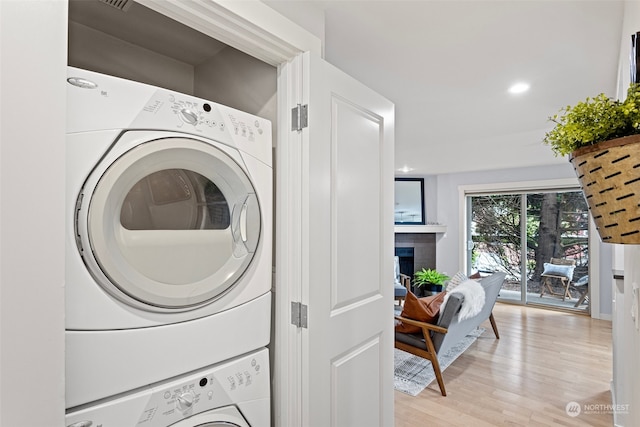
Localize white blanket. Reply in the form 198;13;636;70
441;279;486;321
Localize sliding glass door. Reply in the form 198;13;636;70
467;189;589;312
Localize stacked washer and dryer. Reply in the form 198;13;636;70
65;68;272;426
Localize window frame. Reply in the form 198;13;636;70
458;178;601;317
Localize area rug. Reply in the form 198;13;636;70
394;328;485;396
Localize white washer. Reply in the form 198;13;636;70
65;68;272;408
65;348;270;427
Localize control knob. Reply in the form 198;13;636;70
179;108;199;125
176;391;195;411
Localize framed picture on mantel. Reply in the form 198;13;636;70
394;178;425;225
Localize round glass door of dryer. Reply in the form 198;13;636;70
168;405;251;427
77;136;261;310
175;423;243;427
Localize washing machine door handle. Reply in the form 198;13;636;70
231;193;260;258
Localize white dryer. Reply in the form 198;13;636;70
65;68;272;408
65;348;270;427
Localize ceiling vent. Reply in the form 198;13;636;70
98;0;132;12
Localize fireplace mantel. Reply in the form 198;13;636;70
394;225;447;234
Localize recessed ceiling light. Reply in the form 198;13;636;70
398;166;414;173
509;82;530;94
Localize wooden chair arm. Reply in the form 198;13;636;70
394;315;449;396
395;316;448;334
399;274;411;289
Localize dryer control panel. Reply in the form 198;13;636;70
65;348;270;427
134;91;272;167
66;67;272;168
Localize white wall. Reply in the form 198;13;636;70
431;162;613;318
68;21;195;94
0;1;66;425
611;2;640;425
262;0;326;54
194;46;277;140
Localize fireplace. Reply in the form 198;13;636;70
394;247;414;279
394;233;436;288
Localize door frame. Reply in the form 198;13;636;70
135;0;321;66
134;1;320;425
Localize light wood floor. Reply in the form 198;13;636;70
395;303;613;426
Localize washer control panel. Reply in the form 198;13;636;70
65;348;270;427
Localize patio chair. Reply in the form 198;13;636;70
540;258;576;300
572;275;589;307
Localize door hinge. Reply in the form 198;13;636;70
291;301;308;328
291;104;308;131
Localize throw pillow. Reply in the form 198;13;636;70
395;291;446;334
468;271;482;279
542;262;575;281
446;271;468;292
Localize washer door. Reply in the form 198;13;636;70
77;135;261;310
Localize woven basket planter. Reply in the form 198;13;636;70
569;134;640;244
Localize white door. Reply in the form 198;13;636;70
276;52;395;427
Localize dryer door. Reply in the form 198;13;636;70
168;405;250;427
77;134;261;310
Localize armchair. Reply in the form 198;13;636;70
394;256;410;304
394;272;506;396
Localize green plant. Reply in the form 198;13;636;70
413;268;450;288
543;83;640;156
